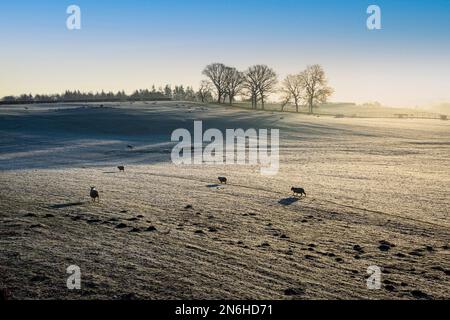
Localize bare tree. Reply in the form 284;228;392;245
256;65;277;110
244;65;277;110
223;67;244;105
301;65;333;114
197;80;213;103
202;63;227;104
281;74;304;112
244;67;260;109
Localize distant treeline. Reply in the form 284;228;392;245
0;85;203;105
3;63;334;114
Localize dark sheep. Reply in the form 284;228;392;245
218;177;227;184
117;166;125;172
90;187;99;202
291;187;306;197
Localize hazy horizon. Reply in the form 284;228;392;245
1;0;450;108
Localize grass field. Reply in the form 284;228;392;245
232;101;448;119
0;101;449;299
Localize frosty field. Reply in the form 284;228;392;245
0;102;449;299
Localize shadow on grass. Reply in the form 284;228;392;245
48;201;86;209
206;184;221;188
278;197;300;206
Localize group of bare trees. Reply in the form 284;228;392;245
243;65;277;110
201;63;245;105
202;63;277;109
201;63;333;113
281;65;334;113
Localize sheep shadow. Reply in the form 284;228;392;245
48;201;86;209
206;184;221;188
278;197;300;206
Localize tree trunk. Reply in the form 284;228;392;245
261;95;265;110
309;91;314;113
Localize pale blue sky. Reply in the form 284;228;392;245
1;0;449;106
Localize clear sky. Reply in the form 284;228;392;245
1;0;449;107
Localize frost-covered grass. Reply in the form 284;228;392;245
0;101;449;299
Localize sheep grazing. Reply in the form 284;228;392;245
117;166;125;172
291;187;306;197
218;177;227;184
90;187;99;202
